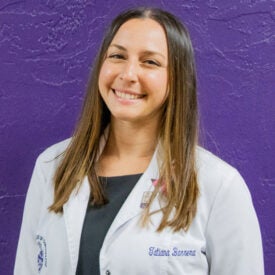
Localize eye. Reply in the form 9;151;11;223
144;59;160;66
108;53;125;60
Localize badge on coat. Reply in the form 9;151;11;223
140;191;152;209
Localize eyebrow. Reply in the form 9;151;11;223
109;44;166;59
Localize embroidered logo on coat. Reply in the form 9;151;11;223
36;235;47;272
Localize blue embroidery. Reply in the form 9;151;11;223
172;247;196;256
148;246;196;257
36;235;47;272
37;250;44;272
149;247;170;256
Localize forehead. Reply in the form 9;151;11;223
110;18;168;54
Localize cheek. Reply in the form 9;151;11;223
98;63;114;89
147;70;168;85
145;71;168;97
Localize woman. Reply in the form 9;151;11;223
14;7;264;275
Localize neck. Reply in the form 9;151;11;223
97;118;160;176
104;119;159;159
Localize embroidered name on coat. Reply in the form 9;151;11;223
149;246;196;257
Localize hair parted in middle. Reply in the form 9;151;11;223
49;7;199;232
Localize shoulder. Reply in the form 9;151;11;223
196;146;237;177
195;146;252;204
23;139;72;208
196;146;242;182
34;138;72;179
37;138;71;162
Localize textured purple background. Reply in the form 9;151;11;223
0;1;274;274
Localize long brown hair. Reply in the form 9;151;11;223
49;7;199;232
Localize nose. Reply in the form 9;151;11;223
119;60;139;83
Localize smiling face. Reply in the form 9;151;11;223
98;18;169;126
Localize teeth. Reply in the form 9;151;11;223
115;90;141;100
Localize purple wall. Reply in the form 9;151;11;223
0;1;274;274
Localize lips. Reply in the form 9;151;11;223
112;89;145;100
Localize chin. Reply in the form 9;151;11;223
111;113;144;123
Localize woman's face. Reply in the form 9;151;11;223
98;18;169;125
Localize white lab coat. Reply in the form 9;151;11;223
14;136;264;275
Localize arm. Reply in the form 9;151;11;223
14;154;47;275
205;170;264;275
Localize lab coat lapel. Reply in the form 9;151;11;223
62;129;108;272
103;148;162;245
63;178;90;274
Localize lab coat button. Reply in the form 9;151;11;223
105;270;111;275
